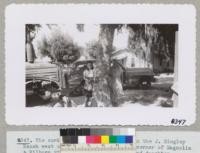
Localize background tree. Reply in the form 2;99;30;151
128;24;177;72
37;27;81;89
86;40;101;59
25;24;40;63
127;24;158;68
37;26;81;64
48;29;81;64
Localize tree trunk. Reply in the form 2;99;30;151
93;25;124;107
56;63;66;87
26;30;36;63
110;61;124;98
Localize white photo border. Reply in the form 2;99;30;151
5;4;196;125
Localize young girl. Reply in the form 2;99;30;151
83;63;94;107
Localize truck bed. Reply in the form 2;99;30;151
26;63;58;82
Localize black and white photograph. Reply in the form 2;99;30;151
6;4;196;125
26;24;178;108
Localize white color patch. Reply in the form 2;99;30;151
78;136;86;144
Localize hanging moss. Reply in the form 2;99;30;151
127;24;178;72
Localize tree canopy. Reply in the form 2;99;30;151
37;28;81;64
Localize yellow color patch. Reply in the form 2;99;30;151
101;135;109;144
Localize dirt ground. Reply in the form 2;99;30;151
118;74;174;107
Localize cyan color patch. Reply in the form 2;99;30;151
116;136;126;143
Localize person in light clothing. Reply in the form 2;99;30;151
83;62;95;107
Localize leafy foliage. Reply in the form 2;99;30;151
76;24;84;32
37;28;81;64
86;40;103;59
26;24;41;43
128;24;177;58
26;24;41;32
36;35;50;58
126;24;177;69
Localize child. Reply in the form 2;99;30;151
83;63;94;107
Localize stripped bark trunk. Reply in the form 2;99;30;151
95;25;124;106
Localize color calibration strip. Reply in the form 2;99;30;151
60;128;134;144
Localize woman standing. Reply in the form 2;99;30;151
83;62;94;107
